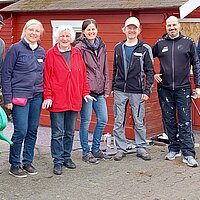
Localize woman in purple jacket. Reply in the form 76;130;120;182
76;19;111;164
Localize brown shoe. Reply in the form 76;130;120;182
9;167;27;178
23;164;37;175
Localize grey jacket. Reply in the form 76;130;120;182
0;38;5;88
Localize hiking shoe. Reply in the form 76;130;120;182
165;151;181;160
53;164;62;175
63;158;76;169
23;164;37;175
92;150;112;160
183;156;199;167
114;151;126;161
137;151;151;161
9;167;27;178
82;152;99;164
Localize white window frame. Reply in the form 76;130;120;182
51;20;83;45
179;18;200;22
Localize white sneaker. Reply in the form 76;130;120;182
165;151;181;160
183;156;199;167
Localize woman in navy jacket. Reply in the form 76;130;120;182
2;19;45;178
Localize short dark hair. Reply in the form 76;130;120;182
82;19;97;31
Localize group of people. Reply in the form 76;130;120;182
0;14;200;178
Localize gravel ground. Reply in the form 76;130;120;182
0;123;200;200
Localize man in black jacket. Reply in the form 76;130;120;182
112;16;154;161
152;16;200;167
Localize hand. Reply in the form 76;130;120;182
141;94;149;101
104;94;109;98
195;88;200;99
5;103;13;110
84;95;97;103
154;74;162;83
42;99;52;109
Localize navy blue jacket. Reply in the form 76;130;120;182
2;39;45;104
152;34;200;90
112;40;154;97
197;36;200;60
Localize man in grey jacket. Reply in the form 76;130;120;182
112;16;154;161
0;15;5;91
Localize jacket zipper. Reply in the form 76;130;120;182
172;41;175;90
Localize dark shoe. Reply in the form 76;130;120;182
92;150;112;160
114;151;126;161
82;152;99;164
9;167;27;178
53;164;62;175
63;158;76;169
23;164;37;175
136;151;151;161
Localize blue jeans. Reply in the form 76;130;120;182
79;95;108;155
50;111;78;164
9;93;42;169
158;87;195;157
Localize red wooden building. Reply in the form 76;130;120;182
0;0;200;138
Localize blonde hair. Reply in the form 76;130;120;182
21;19;44;39
54;25;76;43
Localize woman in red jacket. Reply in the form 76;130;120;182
42;25;94;175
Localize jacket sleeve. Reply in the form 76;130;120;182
152;41;159;59
0;38;5;88
103;47;110;95
191;40;200;88
197;37;200;60
2;45;17;104
143;45;154;97
80;54;90;97
43;51;53;100
112;47;117;91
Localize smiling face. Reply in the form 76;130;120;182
83;23;98;43
124;24;140;40
166;16;180;39
58;30;71;51
24;24;42;44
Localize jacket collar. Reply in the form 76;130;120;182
162;33;184;40
21;38;40;50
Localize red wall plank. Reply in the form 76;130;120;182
5;8;200;139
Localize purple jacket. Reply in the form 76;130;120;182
75;37;110;96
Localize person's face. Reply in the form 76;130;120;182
166;18;180;39
124;24;140;40
58;30;71;50
83;23;98;43
24;24;41;44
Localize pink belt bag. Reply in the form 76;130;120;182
12;98;28;106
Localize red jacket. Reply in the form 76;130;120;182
43;44;90;112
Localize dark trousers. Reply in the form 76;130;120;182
158;87;195;157
50;111;78;164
